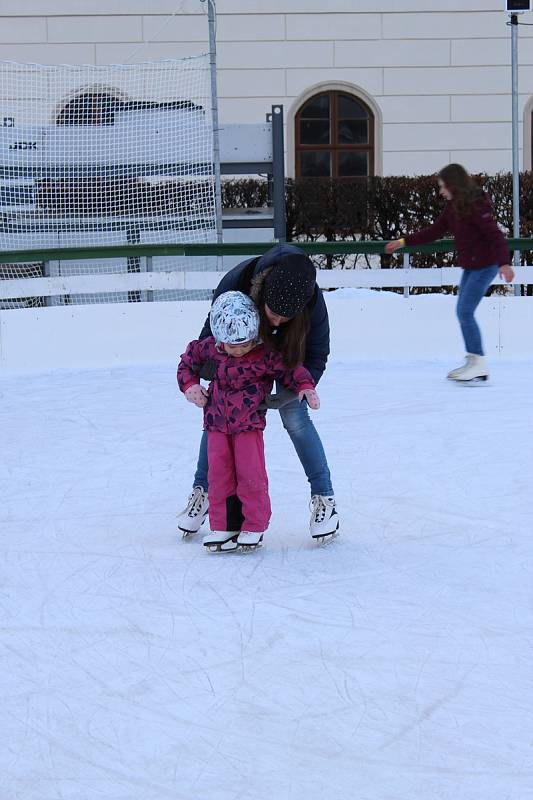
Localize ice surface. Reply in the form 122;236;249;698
2;358;533;799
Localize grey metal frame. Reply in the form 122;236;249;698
221;104;285;241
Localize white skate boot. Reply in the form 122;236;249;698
310;495;339;543
447;354;488;383
237;531;264;550
203;530;239;552
447;354;472;380
177;486;208;536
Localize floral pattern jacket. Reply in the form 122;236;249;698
177;336;315;434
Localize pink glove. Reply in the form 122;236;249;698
185;384;208;408
385;238;405;254
298;388;320;410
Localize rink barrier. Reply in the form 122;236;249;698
1;238;533;302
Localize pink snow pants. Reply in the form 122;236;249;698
207;430;271;533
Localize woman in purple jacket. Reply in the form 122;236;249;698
386;163;514;382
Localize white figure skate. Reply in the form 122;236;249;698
447;354;489;384
203;530;239;553
310;495;340;544
237;531;264;551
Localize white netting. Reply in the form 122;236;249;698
0;57;219;309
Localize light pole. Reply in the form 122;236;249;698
506;1;531;295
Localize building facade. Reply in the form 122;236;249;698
1;0;532;177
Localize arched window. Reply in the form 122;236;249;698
295;91;374;178
56;90;123;126
56;91;200;127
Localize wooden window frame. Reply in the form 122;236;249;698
295;90;375;179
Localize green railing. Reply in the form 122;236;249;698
1;238;533;265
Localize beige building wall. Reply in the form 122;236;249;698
1;0;532;175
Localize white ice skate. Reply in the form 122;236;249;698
177;486;209;536
447;354;489;384
203;530;239;552
310;495;339;543
237;531;264;551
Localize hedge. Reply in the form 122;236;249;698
222;172;533;275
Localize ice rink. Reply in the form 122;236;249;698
2;345;533;799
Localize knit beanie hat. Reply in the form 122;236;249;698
263;254;316;318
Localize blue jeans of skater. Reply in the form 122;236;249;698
193;383;334;496
456;265;499;356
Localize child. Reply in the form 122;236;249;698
177;291;320;552
386;163;514;382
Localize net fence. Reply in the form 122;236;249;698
0;56;218;309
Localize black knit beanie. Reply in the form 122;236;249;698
263;254;316;318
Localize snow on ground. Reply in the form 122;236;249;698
2;356;533;800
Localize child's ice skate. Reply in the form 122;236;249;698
237;531;264;551
177;486;209;537
447;354;489;384
203;530;239;552
310;495;339;544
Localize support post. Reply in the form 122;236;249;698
511;13;521;296
266;110;274;211
206;0;224;271
42;260;52;307
271;105;286;242
403;251;410;298
126;225;141;303
145;255;153;302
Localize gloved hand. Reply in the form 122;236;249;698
185;384;208;408
198;358;217;381
259;387;298;411
298;388;320;409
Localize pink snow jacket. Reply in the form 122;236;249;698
177;336;315;434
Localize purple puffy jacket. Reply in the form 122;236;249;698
405;196;510;270
178;336;315;434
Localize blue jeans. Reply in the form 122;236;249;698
456;266;499;356
193;387;334;497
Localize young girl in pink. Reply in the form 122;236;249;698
177;291;319;552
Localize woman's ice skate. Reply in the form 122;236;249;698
447;354;489;383
310;495;339;544
177;486;209;536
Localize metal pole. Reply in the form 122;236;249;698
145;255;153;302
206;0;224;271
403;251;410;298
43;260;52;307
271;105;286;242
511;13;521;296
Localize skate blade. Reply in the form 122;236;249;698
312;524;340;546
179;524;205;538
204;536;239;553
448;375;489;385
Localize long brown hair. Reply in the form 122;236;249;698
438;163;483;218
258;304;310;369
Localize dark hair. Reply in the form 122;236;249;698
258;300;310;370
438;163;483;218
